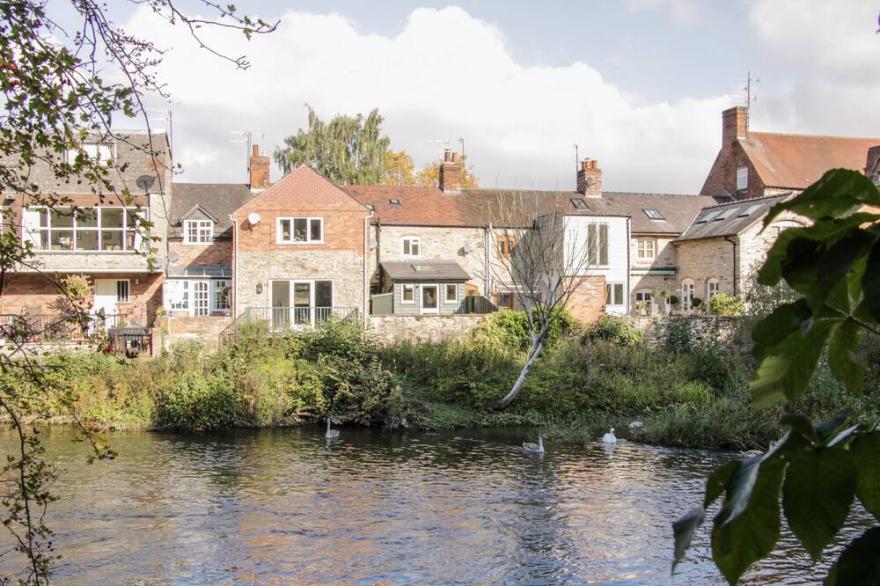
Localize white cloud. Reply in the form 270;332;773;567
747;0;880;137
129;6;730;192
622;0;702;26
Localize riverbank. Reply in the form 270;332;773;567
12;315;880;451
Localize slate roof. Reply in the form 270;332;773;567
676;194;790;242
343;185;710;232
381;260;470;281
170;182;253;237
740;132;880;190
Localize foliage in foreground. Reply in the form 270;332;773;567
673;170;880;584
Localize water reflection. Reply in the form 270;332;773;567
0;427;869;584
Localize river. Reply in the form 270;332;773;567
0;426;868;584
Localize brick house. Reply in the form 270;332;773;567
163;145;267;317
673;195;807;309
229;164;370;327
0;132;172;329
701;106;880;200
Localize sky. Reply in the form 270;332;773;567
72;0;880;192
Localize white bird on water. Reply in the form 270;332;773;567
602;428;617;444
325;418;340;440
523;433;545;455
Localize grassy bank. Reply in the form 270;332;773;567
12;314;880;451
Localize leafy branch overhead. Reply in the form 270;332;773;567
673;169;880;584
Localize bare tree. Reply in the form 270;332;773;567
486;192;598;409
0;2;275;582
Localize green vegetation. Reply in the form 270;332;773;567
14;310;877;454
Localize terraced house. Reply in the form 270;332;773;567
0;132;172;331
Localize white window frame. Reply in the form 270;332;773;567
445;283;458;303
183;219;214;244
167;280;190;312
21;206;146;252
402;237;421;256
420;284;440;315
66;142;114;166
605;282;625;306
277;217;323;244
116;280;130;304
587;223;609;266
213;280;231;311
636;239;656;261
193;281;210;317
682;279;696;310
707;279;720;300
736;166;748;191
401;284;415;304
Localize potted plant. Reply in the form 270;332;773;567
669;294;680;312
691;297;703;312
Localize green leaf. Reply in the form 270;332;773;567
827;319;864;394
750;302;839;407
782;447;856;559
764;169;880;226
865;241;880;323
705;460;739;509
816;412;854;445
711;456;785;585
850;431;880;521
672;506;705;575
825;527;880;586
780;414;817;443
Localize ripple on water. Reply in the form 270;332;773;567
0;427;872;584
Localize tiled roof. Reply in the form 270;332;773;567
234;165;366;216
381;260;470;281
171;182;253;237
740;132;880;189
344;185;710;232
676;194;790;242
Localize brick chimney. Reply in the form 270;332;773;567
576;159;602;198
722;106;748;146
439;148;462;194
249;144;270;191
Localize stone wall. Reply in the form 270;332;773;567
674;237;736;300
636;315;747;350
156;315;232;351
367;314;486;345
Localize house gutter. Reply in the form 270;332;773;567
363;214;371;325
484;224;491;297
724;235;738;296
626;216;632;314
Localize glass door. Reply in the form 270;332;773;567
193;281;209;316
271;281;290;329
293;281;312;326
421;285;439;314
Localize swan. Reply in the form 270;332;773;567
602;427;617;444
523;433;545;454
325;418;340;440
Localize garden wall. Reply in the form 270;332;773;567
367;315;486;345
633;315;748;350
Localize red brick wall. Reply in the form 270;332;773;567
565;275;606;324
701;107;767;200
0;272;164;326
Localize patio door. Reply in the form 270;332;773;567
271;280;290;329
292;281;312;325
421;285;439;314
93;279;128;328
193;281;209;316
272;280;334;328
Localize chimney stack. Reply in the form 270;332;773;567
439;148;462;194
576;159;602;198
249;144;270;191
722;106;748;146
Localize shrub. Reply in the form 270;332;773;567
158;371;238;431
582;315;642;346
709;293;744;316
664;316;693;353
471;308;576;351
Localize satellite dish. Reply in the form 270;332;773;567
462;243;474;254
136;175;155;191
247;212;261;225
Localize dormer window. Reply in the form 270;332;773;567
402;237;420;256
183;219;214;244
67;142;114;165
736;166;748;191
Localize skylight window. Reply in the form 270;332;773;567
738;203;763;217
714;208;737;221
643;208;665;220
570;198;587;210
697;210;721;224
389;198;401;206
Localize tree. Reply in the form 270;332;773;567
672;169;880;584
485;193;595;409
382;149;416;186
415;155;479;188
274;106;390;184
0;2;274;582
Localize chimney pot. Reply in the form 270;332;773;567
249;144;270;191
439;148;463;194
577;158;602;198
